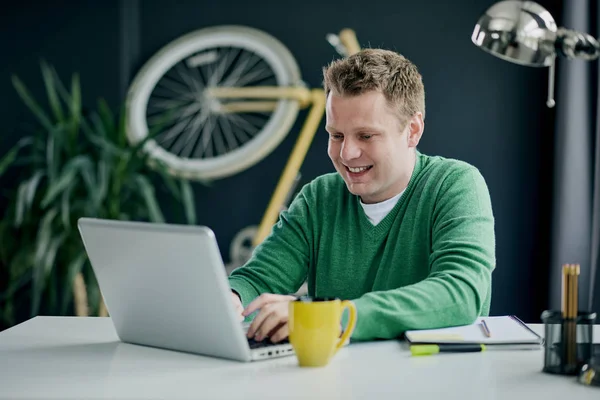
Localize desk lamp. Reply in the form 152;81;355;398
471;0;600;387
471;0;600;108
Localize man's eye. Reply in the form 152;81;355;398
330;134;343;140
361;135;372;140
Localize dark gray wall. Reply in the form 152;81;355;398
1;0;562;323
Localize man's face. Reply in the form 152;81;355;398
325;91;423;204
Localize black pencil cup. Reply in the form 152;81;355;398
541;310;596;375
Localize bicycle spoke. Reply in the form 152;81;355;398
175;62;204;94
180;111;208;159
220;113;250;144
236;112;270;127
148;101;202;126
211;47;241;87
234;61;275;87
221;51;261;88
170;109;209;156
189;55;208;93
207;48;228;87
147;97;193;115
217;115;239;152
212;116;227;156
226;113;259;141
156;113;196;149
154;102;204;143
195;114;215;158
155;75;197;101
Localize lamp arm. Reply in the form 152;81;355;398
556;28;600;61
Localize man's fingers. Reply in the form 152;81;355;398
269;323;289;343
246;303;273;338
254;311;286;341
243;293;276;317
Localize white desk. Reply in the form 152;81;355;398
0;317;597;399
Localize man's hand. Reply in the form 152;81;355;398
244;293;297;343
231;292;244;321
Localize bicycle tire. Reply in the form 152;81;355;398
125;25;302;180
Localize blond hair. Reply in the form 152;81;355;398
322;48;425;123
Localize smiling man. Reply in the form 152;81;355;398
228;48;496;343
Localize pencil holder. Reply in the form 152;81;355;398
541;310;596;375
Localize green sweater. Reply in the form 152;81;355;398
228;152;496;341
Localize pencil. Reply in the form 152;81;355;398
562;264;580;368
480;319;491;338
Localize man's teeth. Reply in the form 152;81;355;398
348;166;370;173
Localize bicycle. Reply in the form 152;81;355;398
124;26;361;268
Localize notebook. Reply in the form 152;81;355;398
404;316;544;349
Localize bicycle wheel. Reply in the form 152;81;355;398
125;25;302;180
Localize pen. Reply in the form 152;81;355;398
481;319;491;338
410;344;486;356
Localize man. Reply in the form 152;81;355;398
228;48;496;343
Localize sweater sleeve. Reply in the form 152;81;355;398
227;186;312;308
350;166;496;341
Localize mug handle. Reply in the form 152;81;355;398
335;300;357;353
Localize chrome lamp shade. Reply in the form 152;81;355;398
471;0;558;67
471;0;600;107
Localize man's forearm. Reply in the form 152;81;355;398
349;270;492;341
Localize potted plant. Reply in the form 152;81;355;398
0;61;197;329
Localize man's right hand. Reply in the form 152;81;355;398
231;292;244;321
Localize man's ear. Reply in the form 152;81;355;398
407;112;424;148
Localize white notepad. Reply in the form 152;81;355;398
405;316;543;348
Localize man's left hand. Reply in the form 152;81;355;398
243;293;297;343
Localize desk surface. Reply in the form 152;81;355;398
0;317;598;399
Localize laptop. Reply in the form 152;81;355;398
77;217;295;362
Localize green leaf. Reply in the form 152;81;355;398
46;133;57;183
60;250;87;314
14;181;28;227
35;232;67;316
88;113;129;157
8;247;34;283
0;137;34;178
41;60;65;124
31;208;59;315
180;180;196;225
0;147;19;178
11;75;53;131
24;170;46;212
97;98;115;137
78;156;96;194
116;104;127;147
51;65;73;106
41;155;91;208
0;220;11;263
83;264;101;315
70;74;81;140
0;267;32;305
60;181;76;230
134;174;164;223
95;158;109;210
152;159;181;201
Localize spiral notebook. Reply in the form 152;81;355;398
405;316;544;349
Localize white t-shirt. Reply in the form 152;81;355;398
359;190;405;226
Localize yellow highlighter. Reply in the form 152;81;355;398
410;344;487;356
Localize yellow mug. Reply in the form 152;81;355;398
288;297;357;367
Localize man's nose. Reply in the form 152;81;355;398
340;138;361;161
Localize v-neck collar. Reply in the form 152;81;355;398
356;152;423;236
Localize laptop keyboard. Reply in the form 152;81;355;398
247;337;290;349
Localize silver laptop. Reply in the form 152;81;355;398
77;217;295;362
